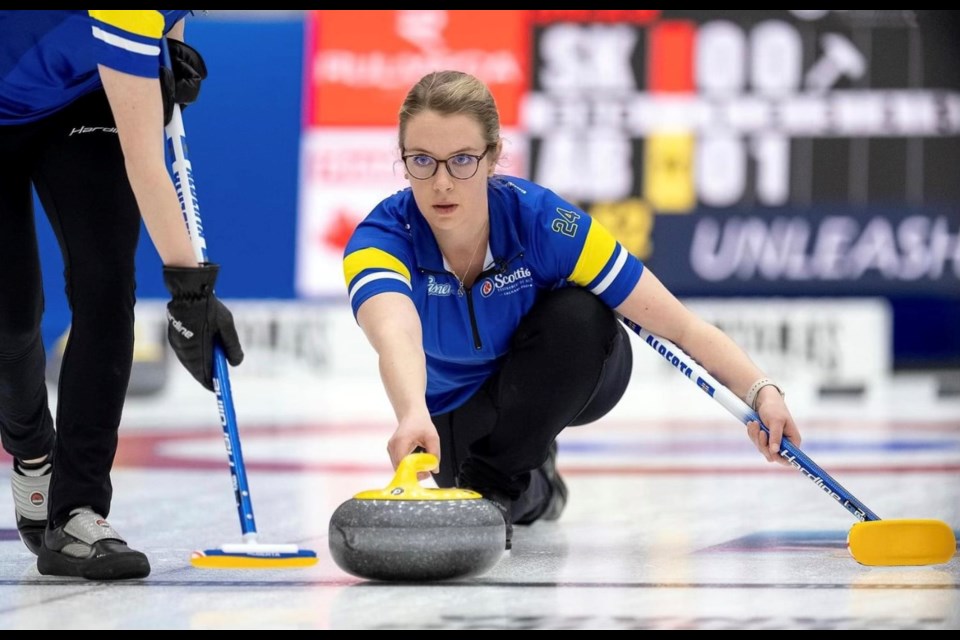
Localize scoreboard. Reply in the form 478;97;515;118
524;11;960;365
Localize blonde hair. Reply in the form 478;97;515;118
399;70;501;153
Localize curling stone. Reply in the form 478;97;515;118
329;453;506;581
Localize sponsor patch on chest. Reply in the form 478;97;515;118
479;266;533;297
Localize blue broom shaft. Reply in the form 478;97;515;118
213;345;258;536
162;39;259;538
620;316;880;522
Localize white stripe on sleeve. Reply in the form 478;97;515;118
348;271;412;306
589;246;627;297
92;26;161;56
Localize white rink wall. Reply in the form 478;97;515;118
99;297;924;433
130;297;892;385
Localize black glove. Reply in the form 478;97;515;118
164;263;244;391
161;39;208;126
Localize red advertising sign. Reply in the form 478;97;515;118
306;10;529;127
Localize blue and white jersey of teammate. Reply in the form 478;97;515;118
0;10;190;124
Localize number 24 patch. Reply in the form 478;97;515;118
551;207;580;237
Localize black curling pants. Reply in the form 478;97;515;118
432;287;633;524
0;91;140;527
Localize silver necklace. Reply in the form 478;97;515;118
447;221;487;297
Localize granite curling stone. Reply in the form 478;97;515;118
329;453;507;581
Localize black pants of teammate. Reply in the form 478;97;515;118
432;287;633;524
0;90;140;527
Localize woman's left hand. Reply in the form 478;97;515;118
745;386;802;466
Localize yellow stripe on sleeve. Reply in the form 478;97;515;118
343;247;411;289
568;221;618;287
88;10;164;39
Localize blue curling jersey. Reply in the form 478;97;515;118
0;10;190;124
344;176;645;415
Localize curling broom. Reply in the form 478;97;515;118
163;39;317;569
621;316;955;566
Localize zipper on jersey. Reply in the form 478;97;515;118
461;251;524;351
465;288;482;350
422;251;525;352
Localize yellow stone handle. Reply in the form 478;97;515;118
393;452;440;487
353;453;483;501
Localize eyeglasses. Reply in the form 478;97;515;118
402;147;491;180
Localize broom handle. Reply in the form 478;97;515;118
163;39;259;540
620;315;880;522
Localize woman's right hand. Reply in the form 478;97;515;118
387;414;441;480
